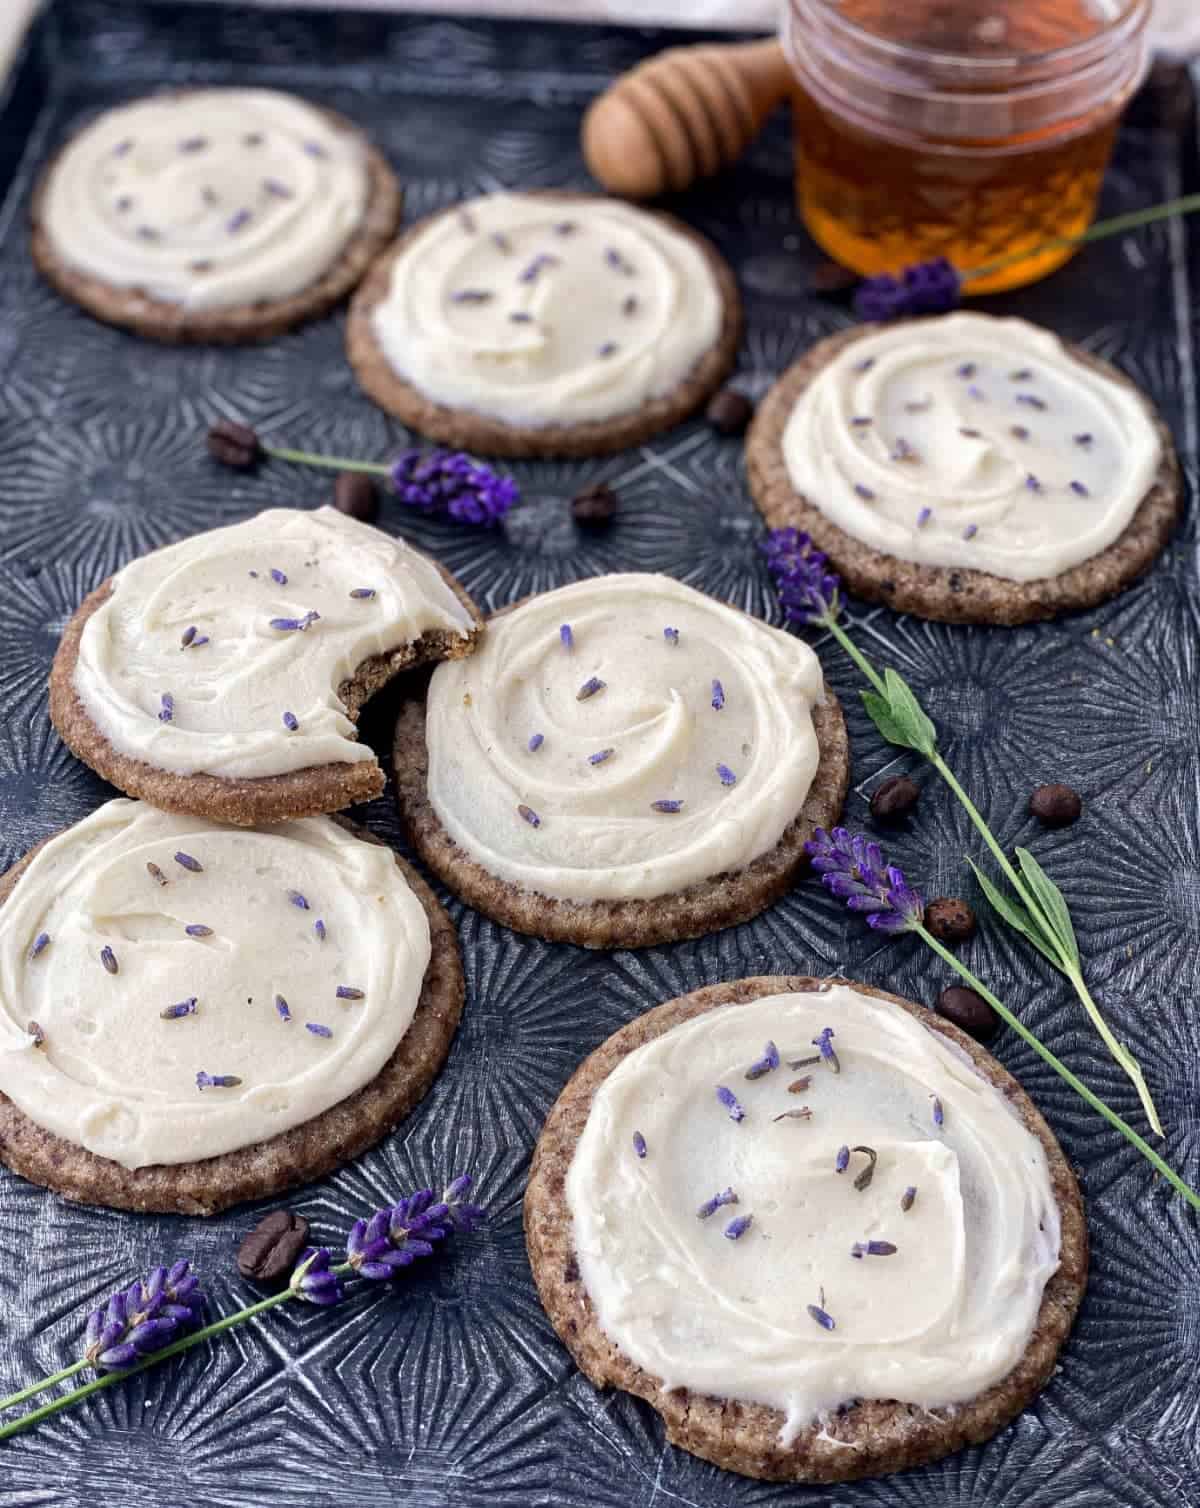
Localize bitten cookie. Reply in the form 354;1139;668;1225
393;573;849;948
346;191;742;457
746;313;1180;625
525;974;1087;1484
50;507;482;826
0;800;464;1215
30;88;402;343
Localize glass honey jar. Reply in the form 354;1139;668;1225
782;0;1151;293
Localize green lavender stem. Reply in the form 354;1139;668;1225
963;192;1200;284
917;927;1199;1211
820;611;1164;1136
0;1358;89;1413
0;1265;353;1443
262;445;390;476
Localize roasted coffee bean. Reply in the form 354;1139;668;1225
936;984;999;1044
869;774;920;821
237;1208;310;1283
705;387;754;437
333;470;378;522
924;896;976;944
571;481;618;527
207;419;260;469
1029;783;1082;828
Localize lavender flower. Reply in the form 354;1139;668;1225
83;1261;205;1372
349;587;376;600
724;1215;753;1240
269;568;288;585
158;693;174;724
851;1240;898;1259
761;528;839;626
588;749;614;765
650;799;683;813
174;851;203;873
812;1026;840;1074
711;679;725;711
528;733;544;753
389;448;517;526
901;1186;917;1212
282;711;299;731
345;1177;484;1282
181;626;197;648
196;1071;241;1090
854;257;960;321
518;803;541;828
716;763;737;786
336;986;365;1001
29;932;49;960
289;1248;343;1307
160;998;197;1020
835;1144;850;1173
807;1303;836;1331
100;945;118;975
576;677;606;701
697;1187;738;1219
269;610;320;632
287;890;309;910
632;1131;647;1159
275;994;292;1022
1070;480;1090;497
744;1040;780;1080
560;624;574;651
805;827;925;932
306;1023;333;1038
664;626;679;646
716;1085;745;1122
932;1095;945;1127
314;919;326;942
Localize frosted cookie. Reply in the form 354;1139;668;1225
526;975;1087;1483
346;192;741;456
0;800;463;1215
30;89;402;343
50;507;482;825
392;573;849;948
747;314;1180;624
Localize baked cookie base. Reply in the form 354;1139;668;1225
0;820;464;1216
392;683;850;949
525;974;1088;1484
49;558;483;827
345;194;743;458
746;322;1182;626
30;104;403;344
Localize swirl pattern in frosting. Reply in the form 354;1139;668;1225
782;313;1162;582
368;193;724;427
39;90;370;310
73;507;476;781
0;800;431;1169
423;573;825;901
567;986;1062;1441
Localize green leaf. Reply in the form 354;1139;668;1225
965;858;1063;968
1015;847;1080;967
860;688;912;748
859;670;937;755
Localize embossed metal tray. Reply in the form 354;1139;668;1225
0;3;1197;1504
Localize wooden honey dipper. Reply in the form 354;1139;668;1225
582;39;794;200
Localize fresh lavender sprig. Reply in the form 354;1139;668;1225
83;1262;205;1372
761;529;839;626
345;1177;484;1282
807;828;924;933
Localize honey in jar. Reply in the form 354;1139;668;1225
782;0;1151;292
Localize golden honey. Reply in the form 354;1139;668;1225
782;0;1150;293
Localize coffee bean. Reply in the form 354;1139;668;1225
237;1208;310;1283
869;774;920;821
705;387;754;437
207;419;260;469
925;896;976;944
333;471;378;522
936;984;999;1044
571;481;617;527
1029;783;1082;828
808;259;859;297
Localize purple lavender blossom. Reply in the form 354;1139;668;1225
282;711;299;731
835;1144;850;1173
29;932;49;960
744;1040;780;1080
83;1261;205;1372
697;1187;738;1219
158;693;174;724
560;624;573;651
632;1131;647;1159
289;1247;343;1307
185;924;212;938
160;998;197;1020
276;995;292;1022
650;799;683;813
851;1240;898;1258
196;1071;241;1090
336;986;364;1001
805;827;925;932
314;919;326;942
344;1176;483;1282
528;733;545;752
174;851;203;873
812;1026;841;1074
716;1085;745;1122
854;258;960;321
716;763;737;786
724;1215;753;1240
807;1303;836;1331
901;1186;917;1211
761;528;839;626
287;890;310;910
306;1023;333;1038
389;448;517;526
711;679;725;711
664;626;679;646
100;945;118;975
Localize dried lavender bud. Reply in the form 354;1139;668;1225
807;1303;836;1331
282;711;299;731
962;524;978;541
663;627;679;646
560;624;574;651
269;568;288;585
287;890;310;910
275;995;292;1022
306;1023;333;1038
716;1085;745;1123
333;471;378;521
936;984;999;1043
174;852;203;873
851;1240;897;1258
1073;433;1094;447
158;693;174;724
269;612;320;632
29;932;50;960
184;924;213;938
450;289;494;305
518;804;541;828
854;483;876;500
1069;480;1090;497
787;1075;812;1093
716;763;737;786
632;1131;647;1159
147;862;168;886
1024;474;1042;493
570;482;617;527
924;897;976;944
697;1187;737;1219
100;945;118;975
724;1215;753;1240
835;1144;850;1174
207;420;260;469
916;507;932;528
851;416;872;428
773;1108;813;1122
237;1209;311;1283
850;1145;878;1192
1029;783;1083;827
901;1186;917;1212
349;587;377;600
314;919;326;942
596;342;619;358
869;775;920;821
289;1246;343;1307
650;799;683;813
160;998;198;1020
576;676;605;700
227;208;253;234
955;362;976;379
336;986;364;1001
705;388;754;437
180;626;197;648
1016;393;1047;410
813;1026;840;1074
528;733;544;753
932;1095;945;1127
196;1071;241;1090
263;177;293;198
744;1041;780;1080
27;1020;45;1047
711;679;725;711
588;749;614;765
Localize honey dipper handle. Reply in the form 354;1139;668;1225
583;37;793;200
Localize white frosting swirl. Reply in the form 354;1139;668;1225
74;507;476;781
0;800;431;1169
782;313;1162;582
369;193;724;427
424;573;824;901
567;986;1062;1442
40;90;370;310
